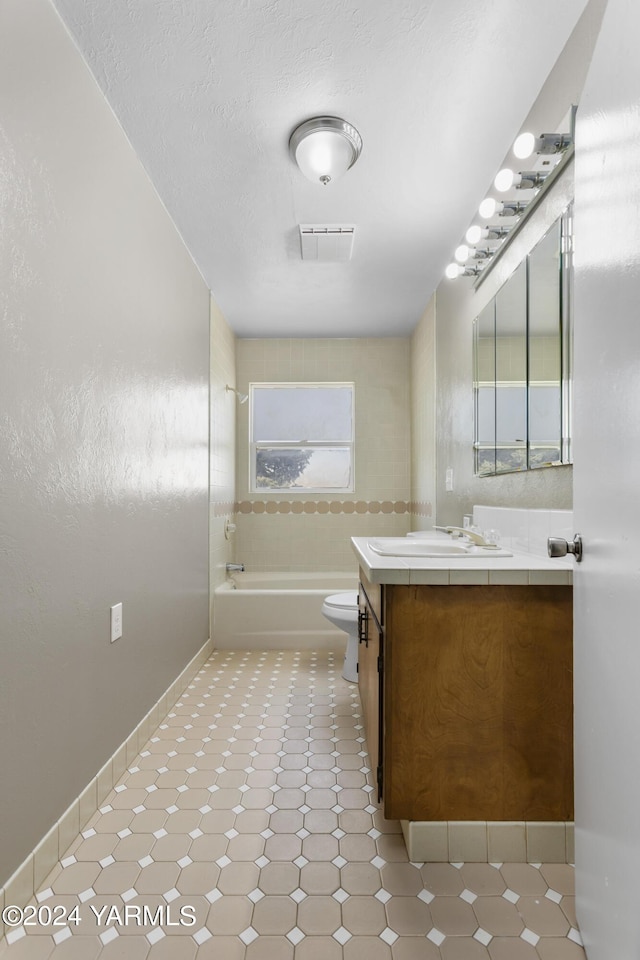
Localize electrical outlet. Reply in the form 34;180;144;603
110;603;123;643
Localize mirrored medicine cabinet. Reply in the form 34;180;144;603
473;204;573;476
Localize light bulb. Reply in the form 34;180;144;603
513;131;535;160
494;168;516;192
479;197;498;218
454;244;470;263
445;262;463;279
465;225;483;245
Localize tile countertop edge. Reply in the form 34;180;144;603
350;537;573;586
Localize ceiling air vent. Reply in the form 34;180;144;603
299;224;355;262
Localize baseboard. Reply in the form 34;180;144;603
0;637;213;940
400;819;575;863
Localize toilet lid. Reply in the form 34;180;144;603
323;591;359;610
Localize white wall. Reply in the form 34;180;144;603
0;0;210;883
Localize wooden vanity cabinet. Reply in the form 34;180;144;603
359;569;573;823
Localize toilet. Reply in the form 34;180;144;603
321;591;359;683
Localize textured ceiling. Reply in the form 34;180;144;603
52;0;589;337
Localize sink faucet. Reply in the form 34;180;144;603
443;526;493;547
226;562;245;572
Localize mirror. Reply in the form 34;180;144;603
528;218;562;467
495;261;527;473
473;206;572;475
474;301;496;476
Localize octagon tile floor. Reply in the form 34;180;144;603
0;650;585;959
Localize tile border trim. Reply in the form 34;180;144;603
401;819;575;864
235;499;432;516
212;500;235;518
213;500;433;517
0;636;214;940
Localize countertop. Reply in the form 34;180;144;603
351;536;573;586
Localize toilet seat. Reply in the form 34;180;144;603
323;591;358;611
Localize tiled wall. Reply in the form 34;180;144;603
209;297;237;615
530;336;561;380
473;505;574;558
410;296;437;532
234;338;412;572
477;337;559;383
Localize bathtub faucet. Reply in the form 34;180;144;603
226;562;245;572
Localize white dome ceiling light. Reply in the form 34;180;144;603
289;117;363;186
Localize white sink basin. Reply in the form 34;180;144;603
367;538;513;558
406;530;451;539
368;538;470;557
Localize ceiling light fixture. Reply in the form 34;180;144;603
289;117;363;185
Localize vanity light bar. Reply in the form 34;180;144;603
445;113;575;281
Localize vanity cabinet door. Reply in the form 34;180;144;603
358;584;384;802
383;583;573;822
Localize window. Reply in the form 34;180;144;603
250;383;354;493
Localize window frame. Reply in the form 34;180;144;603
249;382;355;494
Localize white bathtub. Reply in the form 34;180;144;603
213;572;358;650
